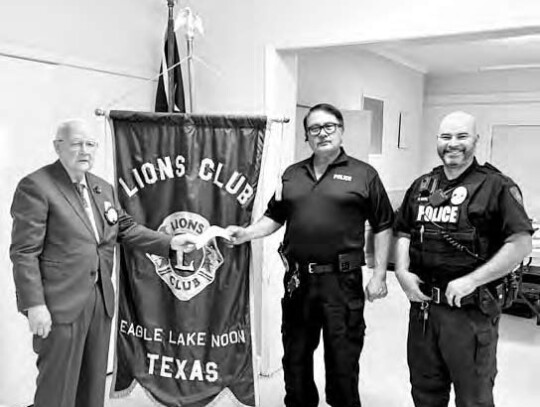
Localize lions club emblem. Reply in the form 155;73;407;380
146;212;224;301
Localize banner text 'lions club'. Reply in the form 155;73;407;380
118;155;254;205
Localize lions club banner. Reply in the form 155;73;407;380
109;111;266;406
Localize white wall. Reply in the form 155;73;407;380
174;0;263;114
423;68;540;173
190;0;540;188
0;0;165;79
256;0;540;50
0;1;165;405
188;0;540;117
255;49;299;374
297;47;425;197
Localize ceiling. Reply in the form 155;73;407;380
361;32;540;75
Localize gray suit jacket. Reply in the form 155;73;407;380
10;160;171;323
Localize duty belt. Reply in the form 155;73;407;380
427;285;476;306
298;252;363;274
299;263;338;274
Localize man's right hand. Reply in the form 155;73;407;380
395;270;430;302
225;226;251;245
27;305;52;338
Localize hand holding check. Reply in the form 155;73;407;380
170;226;234;253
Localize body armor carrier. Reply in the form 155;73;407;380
410;166;489;286
409;163;518;310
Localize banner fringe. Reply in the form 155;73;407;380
109;379;138;399
110;380;253;407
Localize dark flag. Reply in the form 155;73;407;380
109;111;266;407
155;32;186;112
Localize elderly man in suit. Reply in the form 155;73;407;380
10;119;195;407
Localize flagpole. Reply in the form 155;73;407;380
186;36;194;113
166;0;176;113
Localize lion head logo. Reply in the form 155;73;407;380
146;212;224;301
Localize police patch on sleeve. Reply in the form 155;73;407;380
509;186;524;207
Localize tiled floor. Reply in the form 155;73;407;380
106;273;540;407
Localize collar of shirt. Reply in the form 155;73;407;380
70;175;88;188
303;147;349;171
437;157;479;187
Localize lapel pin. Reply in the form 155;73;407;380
104;201;118;225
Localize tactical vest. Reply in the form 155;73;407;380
409;165;494;286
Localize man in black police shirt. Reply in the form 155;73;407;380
227;103;394;407
394;111;533;407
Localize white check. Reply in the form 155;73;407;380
193;225;233;249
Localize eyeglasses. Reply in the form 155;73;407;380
306;122;342;137
57;139;99;151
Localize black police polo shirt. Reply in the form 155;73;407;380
265;148;394;264
395;159;534;256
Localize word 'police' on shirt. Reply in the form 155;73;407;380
416;204;459;224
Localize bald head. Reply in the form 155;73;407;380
437;111;479;177
438;111;477;138
53;119;98;181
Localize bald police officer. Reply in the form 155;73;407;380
227;103;394;407
394;111;533;407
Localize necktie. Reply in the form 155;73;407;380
74;182;100;242
74;183;89;208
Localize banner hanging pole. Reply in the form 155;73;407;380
95;109;290;123
166;0;176;113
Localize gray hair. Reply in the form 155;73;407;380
55;119;92;141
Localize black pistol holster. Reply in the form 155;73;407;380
477;286;502;318
278;244;300;297
489;271;518;310
478;273;517;318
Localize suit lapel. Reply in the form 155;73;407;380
50;161;96;239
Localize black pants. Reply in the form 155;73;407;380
281;271;366;407
408;302;499;407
